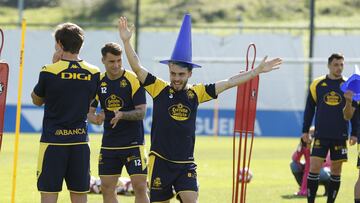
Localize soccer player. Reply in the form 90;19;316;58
87;42;149;203
301;53;358;203
31;23;100;203
118;15;282;203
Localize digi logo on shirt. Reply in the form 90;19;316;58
60;72;91;81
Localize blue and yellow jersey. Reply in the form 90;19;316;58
302;75;358;140
143;73;217;163
91;70;146;148
33;59;100;144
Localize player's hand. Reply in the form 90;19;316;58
52;49;63;63
349;136;357;146
96;110;105;125
118;16;134;42
344;90;354;102
110;110;123;128
301;133;311;144
256;56;282;74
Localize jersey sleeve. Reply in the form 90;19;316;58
302;89;316;133
90;95;99;108
142;72;168;98
133;87;146;106
192;83;218;103
125;71;147;106
33;69;47;97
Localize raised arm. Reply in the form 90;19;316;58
118;16;148;84
214;56;282;95
343;90;355;121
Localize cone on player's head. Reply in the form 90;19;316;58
159;14;201;68
341;65;360;101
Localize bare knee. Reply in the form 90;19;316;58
178;191;198;203
330;161;343;175
100;176;118;195
310;157;324;173
131;176;148;195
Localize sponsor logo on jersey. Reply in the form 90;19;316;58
61;72;91;81
55;128;86;136
105;94;123;111
323;91;342;106
168;103;191;121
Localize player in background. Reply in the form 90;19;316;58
88;42;149;203
301;53;358;203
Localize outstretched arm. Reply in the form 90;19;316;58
118;16;148;84
214;56;282;95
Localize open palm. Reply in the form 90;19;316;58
258;56;282;73
118;16;134;42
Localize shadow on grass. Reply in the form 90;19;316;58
281;194;325;200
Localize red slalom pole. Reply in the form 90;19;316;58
232;43;259;203
0;28;9;151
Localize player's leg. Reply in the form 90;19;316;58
327;139;347;203
148;155;176;203
69;193;87;203
328;140;347;201
174;163;198;203
126;146;149;203
319;167;330;196
41;193;58;203
308;138;329;203
355;170;360;203
65;144;90;203
290;161;304;186
37;144;68;203
130;175;149;203
98;148;123;203
355;146;360;203
100;175;120;203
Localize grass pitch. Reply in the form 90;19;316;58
0;133;357;202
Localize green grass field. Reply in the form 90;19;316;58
0;133;358;203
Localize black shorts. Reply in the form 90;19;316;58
148;154;198;202
311;138;347;161
98;146;147;176
37;143;90;193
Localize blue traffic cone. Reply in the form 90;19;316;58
160;14;201;68
341;65;360;101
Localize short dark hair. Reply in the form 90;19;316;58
328;53;344;65
101;42;122;57
170;61;193;72
54;22;84;54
